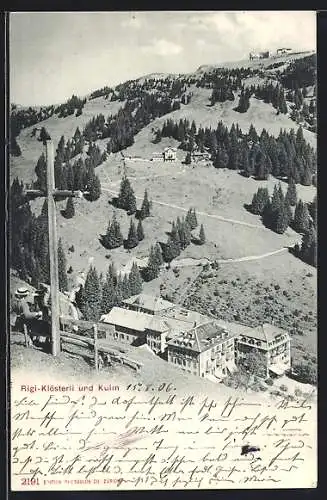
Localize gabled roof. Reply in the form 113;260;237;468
123;293;175;312
100;307;170;333
167;321;234;353
238;323;288;343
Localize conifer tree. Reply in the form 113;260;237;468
82;265;102;321
144;245;160;281
163;226;181;262
39;127;51;145
34;154;47;191
127;190;137;215
300;225;317;267
101;267;115;314
285;177;297;206
251;187;269;215
65;196;75;218
263;184;281;231
242;149;253;177
293;200;310;234
284;195;293;227
66;163;75;191
139;189;151;219
186;208;198;230
129;262;143;295
154;242;164;268
256;154;269;180
301;165;312;186
103;214;123;249
114;274;123;306
126;219;138;249
275;204;289;234
185;152;191;164
137;218;144;241
118;176;136;213
58;238;68;292
309;195;317;229
177;218;191;249
122;274;130;299
199;224;206;245
85;170;101;201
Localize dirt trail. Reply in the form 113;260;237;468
171;247;292;268
101;185;264;229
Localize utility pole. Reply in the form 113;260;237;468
25;139;88;356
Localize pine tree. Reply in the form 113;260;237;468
39;127;51;145
85;170;101;201
251;187;269;215
293;200;310;233
139;189;151;219
242;148;253;177
126;195;136;215
34;154;47;191
58;238;68;291
256;154;269;180
122;274;131;299
103;214;123;249
275;204;289;234
137;218;144;241
185;151;191;164
186;208;198;230
101;266;116;314
129;262;143;295
66;163;75;191
263;184;282;231
118;176;136;213
300;225;317;267
82;265;102;321
65;197;75;218
309;195;317;229
126;219;138;249
284;194;293;228
199;224;206;245
285;177;297;206
114;274;123;306
178;218;191;250
301;165;312;186
154;242;163;268
144;245;160;281
163;226;181;262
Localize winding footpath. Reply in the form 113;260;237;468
170;247;290;268
101;185;265;229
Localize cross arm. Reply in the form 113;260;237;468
24;189;89;199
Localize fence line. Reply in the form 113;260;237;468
15;316;143;372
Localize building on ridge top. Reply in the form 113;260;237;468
151;147;177;162
122;293;176;316
167;321;237;379
235;323;291;378
100;293;291;379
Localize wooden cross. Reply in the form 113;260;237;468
25;139;88;356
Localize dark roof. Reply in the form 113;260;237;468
238;323;288;344
167;321;234;353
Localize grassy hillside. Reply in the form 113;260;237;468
10;52;317;375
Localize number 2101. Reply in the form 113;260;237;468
21;478;40;486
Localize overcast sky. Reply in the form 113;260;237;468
10;11;316;106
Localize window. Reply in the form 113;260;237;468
121;334;124;340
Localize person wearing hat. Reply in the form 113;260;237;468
12;288;43;342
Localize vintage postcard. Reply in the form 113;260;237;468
8;11;317;491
